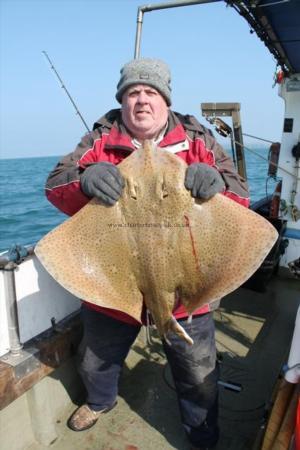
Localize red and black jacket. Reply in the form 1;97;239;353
46;109;250;325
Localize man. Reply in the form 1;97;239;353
46;58;249;450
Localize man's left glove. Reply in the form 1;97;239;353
184;163;225;200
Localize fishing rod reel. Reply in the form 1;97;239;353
201;103;247;179
204;115;232;138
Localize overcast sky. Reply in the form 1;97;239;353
0;0;284;159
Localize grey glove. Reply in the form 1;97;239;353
81;162;125;206
184;163;225;200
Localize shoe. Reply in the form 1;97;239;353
67;401;117;431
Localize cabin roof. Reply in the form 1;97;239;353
230;0;300;74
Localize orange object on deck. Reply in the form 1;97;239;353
262;379;299;450
296;396;300;450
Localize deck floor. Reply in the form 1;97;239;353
28;275;300;450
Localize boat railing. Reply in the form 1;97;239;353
0;243;82;411
0;245;36;357
0;243;81;368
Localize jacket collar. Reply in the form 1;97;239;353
94;109;187;151
159;111;186;147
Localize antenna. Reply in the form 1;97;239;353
42;51;91;133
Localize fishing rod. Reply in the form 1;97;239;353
42;50;91;133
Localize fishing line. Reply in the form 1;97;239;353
233;138;299;180
204;115;298;179
242;133;274;144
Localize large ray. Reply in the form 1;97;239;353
35;141;278;344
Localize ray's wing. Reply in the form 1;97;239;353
179;194;278;313
35;140;278;328
35;198;143;322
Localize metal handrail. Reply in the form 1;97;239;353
134;0;220;58
0;244;35;269
0;244;35;355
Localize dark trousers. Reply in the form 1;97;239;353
78;305;219;448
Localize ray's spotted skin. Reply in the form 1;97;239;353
35;141;278;344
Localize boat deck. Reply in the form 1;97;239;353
24;274;299;450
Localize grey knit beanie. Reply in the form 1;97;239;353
116;58;172;106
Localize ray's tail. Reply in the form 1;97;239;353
164;316;194;346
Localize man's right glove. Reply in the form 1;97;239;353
80;162;125;206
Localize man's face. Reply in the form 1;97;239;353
121;84;169;141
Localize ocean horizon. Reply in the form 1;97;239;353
0;147;277;253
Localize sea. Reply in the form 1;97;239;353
0;147;277;253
